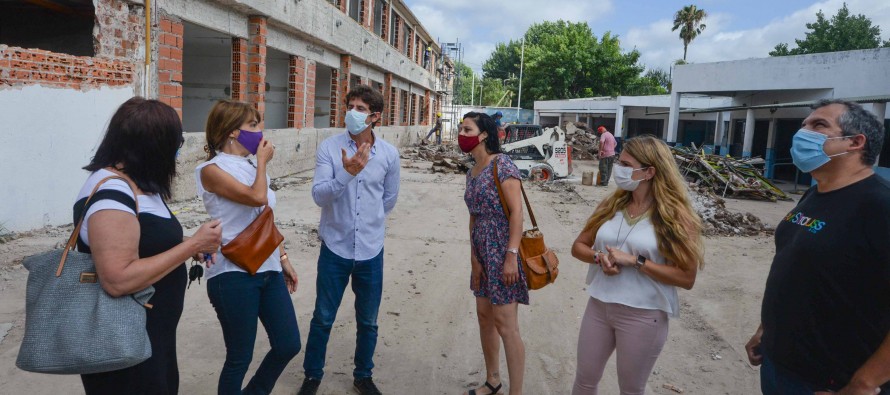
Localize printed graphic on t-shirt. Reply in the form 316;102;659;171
783;211;825;234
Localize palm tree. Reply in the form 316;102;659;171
672;5;707;61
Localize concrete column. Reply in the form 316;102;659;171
713;111;724;155
533;111;539;125
157;15;183;119
742;108;755;157
574;113;580;122
246;16;267;120
666;91;680;143
336;54;352;128
287;55;306;128
765;118;777;178
305;61;316;128
615;105;624;138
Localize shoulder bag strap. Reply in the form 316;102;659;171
58;174;139;277
492;156;538;228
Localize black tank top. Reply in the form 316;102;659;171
74;190;187;395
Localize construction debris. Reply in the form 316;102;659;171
662;383;684;393
567;124;599;160
400;144;471;174
689;183;772;236
672;146;791;202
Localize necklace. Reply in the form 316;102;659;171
626;200;652;219
614;213;642;251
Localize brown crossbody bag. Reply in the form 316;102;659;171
220;205;284;275
493;160;559;290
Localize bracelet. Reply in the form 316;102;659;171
280;253;288;261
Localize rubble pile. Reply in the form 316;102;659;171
568;126;599;160
672;146;790;202
689;183;771;236
400;144;471;174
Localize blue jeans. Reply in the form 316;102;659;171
760;354;821;395
303;244;383;380
208;271;301;395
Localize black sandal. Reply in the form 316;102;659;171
468;381;502;395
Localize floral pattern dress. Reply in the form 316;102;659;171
464;153;530;305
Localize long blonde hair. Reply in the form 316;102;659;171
582;135;704;270
204;100;261;160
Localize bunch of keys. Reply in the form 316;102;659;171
187;253;211;289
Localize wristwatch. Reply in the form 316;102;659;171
506;248;519;255
634;255;646;269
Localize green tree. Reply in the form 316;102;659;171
672;5;708;61
769;3;890;56
481;20;657;107
452;61;475;105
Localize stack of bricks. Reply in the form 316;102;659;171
231;38;248;101
383;73;393;126
329;69;339;127
287;55;307;128
400;90;408;124
0;47;134;89
247;16;268;120
157;16;184;119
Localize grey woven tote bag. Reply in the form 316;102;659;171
16;176;155;374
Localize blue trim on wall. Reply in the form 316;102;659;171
764;148;776;179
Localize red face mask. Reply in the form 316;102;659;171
458;134;482;153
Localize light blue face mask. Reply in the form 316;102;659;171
345;109;370;135
790;129;850;173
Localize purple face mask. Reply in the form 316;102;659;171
236;129;263;155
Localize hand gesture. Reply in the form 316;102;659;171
598;249;621;276
191;219;222;267
502;253;520;286
256;138;275;164
342;142;371;176
470;254;485;291
606;246;635;267
744;327;763;366
282;258;298;294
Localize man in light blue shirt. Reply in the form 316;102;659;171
299;85;400;395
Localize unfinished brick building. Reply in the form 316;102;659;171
0;0;447;231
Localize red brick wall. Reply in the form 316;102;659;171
247;16;268;121
339;0;347;14
0;0;139;90
337;54;352;128
423;89;431;125
287;55;306;128
387;84;397;126
231;38;248;101
157;15;183;119
305;62;317;128
400;89;408;124
360;0;374;30
330;68;339;127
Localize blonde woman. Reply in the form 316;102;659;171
570;135;704;395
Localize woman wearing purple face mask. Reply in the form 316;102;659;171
196;100;301;395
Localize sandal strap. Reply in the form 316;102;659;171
484;381;503;394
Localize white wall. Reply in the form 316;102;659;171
0;85;134;231
181;23;231;133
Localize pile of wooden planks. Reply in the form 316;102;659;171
672;146;791;202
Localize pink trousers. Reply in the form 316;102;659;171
572;297;669;395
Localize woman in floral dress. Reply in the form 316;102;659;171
460;111;528;395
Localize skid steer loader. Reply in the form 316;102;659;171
501;124;573;181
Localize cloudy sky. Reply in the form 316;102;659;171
404;0;890;74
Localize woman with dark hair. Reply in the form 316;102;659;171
460;112;527;395
75;97;222;395
196;100;300;395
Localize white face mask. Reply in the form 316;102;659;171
613;164;649;191
345;109;371;135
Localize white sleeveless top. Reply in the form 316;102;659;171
195;152;281;280
76;169;170;246
586;210;680;317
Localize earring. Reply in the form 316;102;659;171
229;138;234;145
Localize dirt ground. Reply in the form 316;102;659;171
0;159;799;394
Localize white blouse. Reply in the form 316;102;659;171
586;210;680;317
77;169;170;246
195;152;281;279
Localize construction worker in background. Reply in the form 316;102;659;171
493;111;506;143
597;126;617;186
424;112;443;145
424;45;431;68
